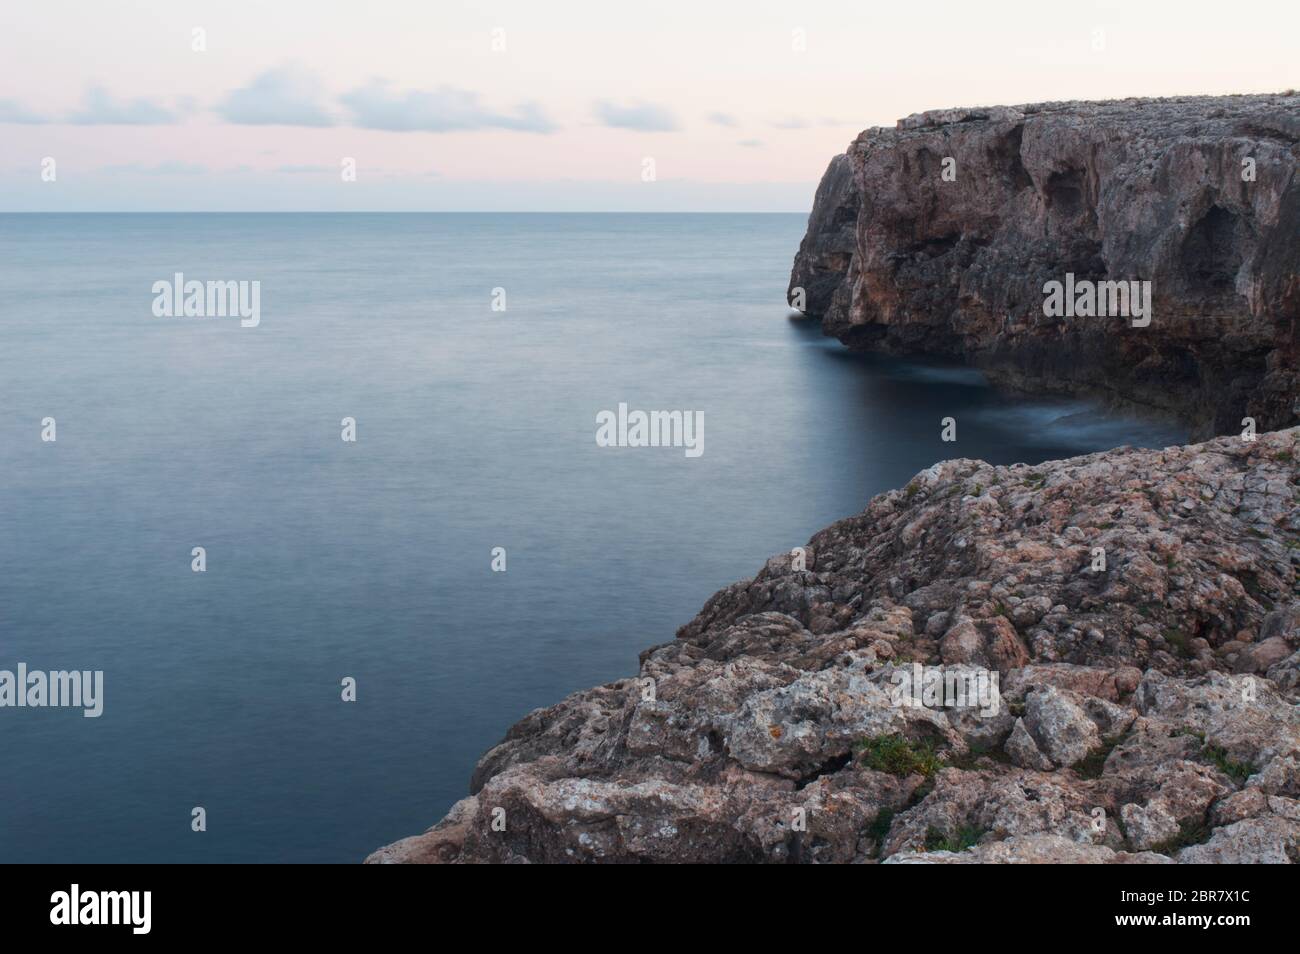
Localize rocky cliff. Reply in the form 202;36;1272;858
370;427;1300;864
788;94;1300;440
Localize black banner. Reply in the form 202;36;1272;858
2;864;1279;939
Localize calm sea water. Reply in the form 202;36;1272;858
0;213;1185;862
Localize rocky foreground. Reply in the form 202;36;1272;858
370;427;1300;863
789;94;1300;439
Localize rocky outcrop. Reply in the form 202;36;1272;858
369;428;1300;864
788;94;1300;439
787;153;857;319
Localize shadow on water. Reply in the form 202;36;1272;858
786;312;1186;471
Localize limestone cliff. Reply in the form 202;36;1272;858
787;153;857;320
789;94;1300;440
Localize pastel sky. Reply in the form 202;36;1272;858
2;0;1296;211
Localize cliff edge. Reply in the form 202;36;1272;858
370;428;1300;863
789;94;1300;440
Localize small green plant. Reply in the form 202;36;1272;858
1073;735;1125;779
924;824;985;853
1163;628;1192;658
1149;819;1212;855
854;734;943;778
866;807;896;857
1202;744;1253;783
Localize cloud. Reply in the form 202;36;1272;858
0;98;47;124
737;139;764;148
341;81;556;133
100;160;207;175
768;116;842;130
275;164;333;174
707;111;737;127
67;86;179;125
217;68;336;127
593;100;680;132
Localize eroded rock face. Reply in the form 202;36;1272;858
369;428;1300;864
788;94;1300;439
787;153;857;319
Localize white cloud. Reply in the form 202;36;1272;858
67;86;178;125
340;81;557;133
100;160;207;175
593;100;680;132
217;68;336;127
0;98;47;124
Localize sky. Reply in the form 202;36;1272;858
1;0;1297;211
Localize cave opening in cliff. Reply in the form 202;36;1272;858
1044;168;1087;217
1180;204;1246;297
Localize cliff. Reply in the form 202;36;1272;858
788;94;1300;440
370;427;1300;863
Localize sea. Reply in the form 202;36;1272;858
0;213;1186;862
